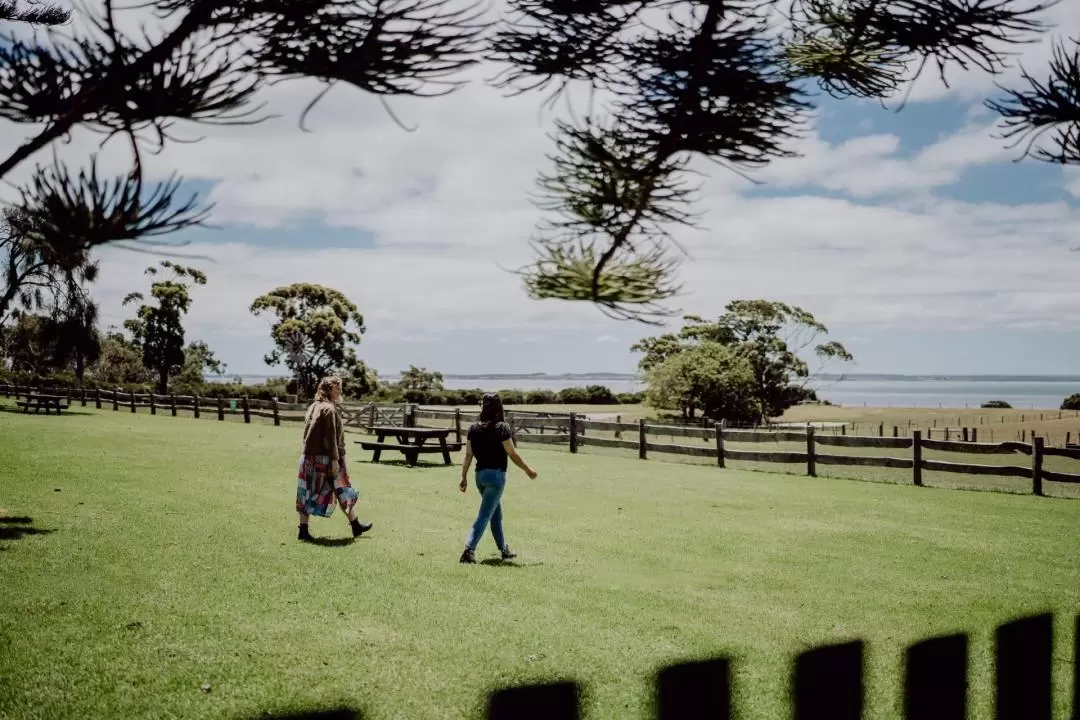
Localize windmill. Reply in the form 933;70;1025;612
283;330;316;398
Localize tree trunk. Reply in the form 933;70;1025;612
157;367;168;395
74;355;85;388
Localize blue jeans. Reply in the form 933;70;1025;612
465;469;507;551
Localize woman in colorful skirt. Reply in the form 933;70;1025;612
458;393;538;563
296;375;373;542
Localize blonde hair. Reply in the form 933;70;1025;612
313;375;342;403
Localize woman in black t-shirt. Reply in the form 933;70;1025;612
458;393;538;564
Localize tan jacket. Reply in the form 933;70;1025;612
302;401;345;461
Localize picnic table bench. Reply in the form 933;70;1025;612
16;393;70;415
357;426;462;467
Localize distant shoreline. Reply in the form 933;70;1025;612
208;372;1080;383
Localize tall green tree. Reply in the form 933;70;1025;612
250;283;375;401
172;341;227;390
90;330;154;387
42;290;101;386
1;207;98;328
645;342;760;424
633;300;852;422
122;261;207;394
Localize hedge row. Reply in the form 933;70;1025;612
0;370;645;406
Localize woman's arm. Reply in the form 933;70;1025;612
502;438;537;479
459;439;474;492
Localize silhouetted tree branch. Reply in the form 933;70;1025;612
493;0;1056;321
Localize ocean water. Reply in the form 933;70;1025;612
808;379;1080;410
211;375;1080;409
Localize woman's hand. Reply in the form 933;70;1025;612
526;467;538;480
458;476;468;493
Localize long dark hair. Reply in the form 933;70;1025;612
479;393;504;428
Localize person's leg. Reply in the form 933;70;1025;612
334;460;371;537
488;471;507;550
463;470;506;552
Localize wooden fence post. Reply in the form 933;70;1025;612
878;422;884;437
112;390;119;411
242;395;251;424
1067;431;1072;446
217;397;225;421
715;422;725;468
569;412;578;453
170;393;177;416
972;427;978;443
129;392;136;413
807;427;816;477
841;424;846;436
150;393;157;415
1032;437;1044;497
368;404;376;431
615;414;622;440
962;427;968;442
892;425;898;438
193;395;201;419
913;430;923;487
95;389;102;409
80;388;87;407
945;428;951;441
638;419;647;460
454;408;462;444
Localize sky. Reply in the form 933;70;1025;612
4;1;1080;377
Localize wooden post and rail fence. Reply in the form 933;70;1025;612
3;384;1079;494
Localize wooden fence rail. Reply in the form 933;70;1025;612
5;385;1080;493
244;611;1074;720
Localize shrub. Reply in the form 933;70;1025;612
1062;393;1080;411
583;384;618;404
982;400;1012;409
617;391;645;404
556;386;589;404
525;389;557;404
497;389;525;405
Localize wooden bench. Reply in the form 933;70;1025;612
358;426;461;467
16;394;70;415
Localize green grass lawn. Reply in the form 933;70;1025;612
1;404;1079;720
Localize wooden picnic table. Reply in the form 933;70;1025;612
356;425;462;467
16;393;70;415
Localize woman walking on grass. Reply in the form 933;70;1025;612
458;393;538;563
296;375;373;542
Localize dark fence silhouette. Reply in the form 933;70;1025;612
248;612;1075;720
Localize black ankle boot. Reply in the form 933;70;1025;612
298;524;313;542
459;547;476;564
350;518;373;537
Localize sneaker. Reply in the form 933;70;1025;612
500;546;517;560
350;520;373;538
459;547;476;564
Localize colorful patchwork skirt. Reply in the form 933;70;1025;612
295;454;359;518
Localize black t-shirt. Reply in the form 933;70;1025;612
467;421;513;471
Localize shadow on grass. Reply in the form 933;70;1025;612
479;558;543;568
0;516;54;543
0;405;95;417
242;710;363;720
306;536;357;548
364;458;450;469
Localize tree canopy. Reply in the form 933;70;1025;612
645;341;760;423
250;283;374;400
122;261;208;394
633;300;852;421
